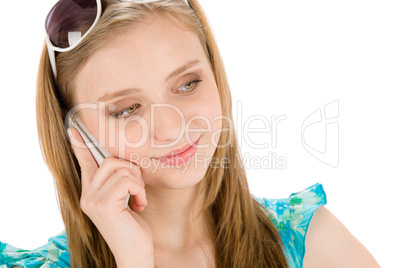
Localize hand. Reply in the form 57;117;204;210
68;127;154;267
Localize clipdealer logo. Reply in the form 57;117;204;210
234;101;288;170
233;99;340;170
301;100;339;168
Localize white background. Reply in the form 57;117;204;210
0;1;400;267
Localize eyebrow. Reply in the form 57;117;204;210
97;59;201;102
97;88;143;102
165;59;201;82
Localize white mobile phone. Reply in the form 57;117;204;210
66;113;130;209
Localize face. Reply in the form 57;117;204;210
72;14;222;189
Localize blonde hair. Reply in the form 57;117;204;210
36;0;289;267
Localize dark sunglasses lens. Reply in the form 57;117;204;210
45;0;98;48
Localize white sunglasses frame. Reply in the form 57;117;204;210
45;0;190;80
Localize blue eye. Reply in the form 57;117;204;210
177;80;202;93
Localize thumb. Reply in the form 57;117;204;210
67;127;98;184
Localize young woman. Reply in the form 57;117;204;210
0;0;380;267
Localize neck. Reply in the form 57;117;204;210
137;183;212;250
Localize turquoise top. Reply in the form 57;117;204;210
0;183;326;268
251;183;327;267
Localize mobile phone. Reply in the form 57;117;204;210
65;113;131;209
66;113;111;166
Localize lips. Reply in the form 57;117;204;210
156;138;200;159
154;138;200;166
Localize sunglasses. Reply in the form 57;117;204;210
45;0;190;79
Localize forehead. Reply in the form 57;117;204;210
73;13;208;103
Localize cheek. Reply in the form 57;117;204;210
198;83;222;130
188;84;222;146
79;109;100;135
191;80;221;117
104;119;149;159
206;85;223;145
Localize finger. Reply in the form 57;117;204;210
116;168;144;187
68;127;98;191
97;173;147;210
124;164;144;210
90;166;142;204
128;163;145;186
122;177;148;210
88;158;140;194
97;167;144;191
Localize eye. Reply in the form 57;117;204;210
127;105;137;114
177;80;202;93
112;104;140;118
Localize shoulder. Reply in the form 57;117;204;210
303;206;380;268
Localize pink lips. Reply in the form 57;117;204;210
155;138;200;166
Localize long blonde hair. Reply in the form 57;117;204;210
36;0;289;267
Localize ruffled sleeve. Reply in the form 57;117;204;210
252;183;327;268
0;230;70;268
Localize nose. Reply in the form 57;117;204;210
151;103;185;144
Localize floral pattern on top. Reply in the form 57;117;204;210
252;182;327;268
